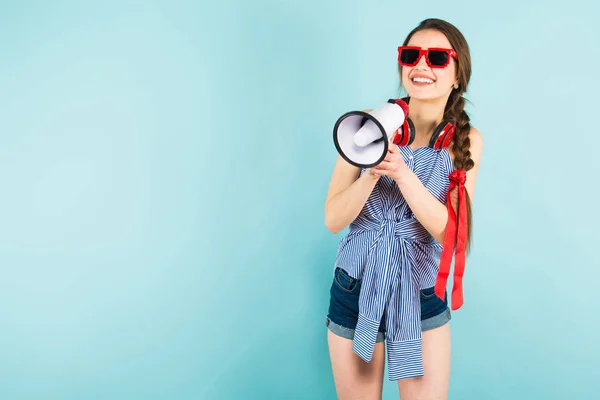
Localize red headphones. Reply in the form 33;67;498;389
391;98;456;150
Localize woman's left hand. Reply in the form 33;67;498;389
370;143;409;182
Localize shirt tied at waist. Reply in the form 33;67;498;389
349;215;434;381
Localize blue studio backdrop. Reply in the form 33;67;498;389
0;0;599;399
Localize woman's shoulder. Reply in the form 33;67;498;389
467;126;484;163
469;126;483;149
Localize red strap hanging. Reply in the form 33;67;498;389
434;169;468;310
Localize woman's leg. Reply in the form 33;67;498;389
396;323;451;400
326;267;387;399
397;288;452;400
328;330;386;400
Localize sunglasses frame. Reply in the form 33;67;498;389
397;46;458;68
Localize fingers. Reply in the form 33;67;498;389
370;167;386;177
388;143;400;153
366;168;381;177
375;160;392;170
371;161;392;176
383;152;401;163
383;151;395;162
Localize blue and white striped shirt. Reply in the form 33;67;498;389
334;144;454;381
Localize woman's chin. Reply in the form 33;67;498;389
405;87;451;102
405;91;437;101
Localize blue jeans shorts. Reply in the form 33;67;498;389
326;267;451;342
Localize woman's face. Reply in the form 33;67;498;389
400;29;459;101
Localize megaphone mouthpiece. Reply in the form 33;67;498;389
353;120;381;147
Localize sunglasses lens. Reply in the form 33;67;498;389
428;50;450;66
400;49;420;65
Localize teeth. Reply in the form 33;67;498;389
412;77;434;83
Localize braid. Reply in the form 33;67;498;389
445;93;473;170
444;91;474;252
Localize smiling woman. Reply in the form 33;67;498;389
324;18;483;400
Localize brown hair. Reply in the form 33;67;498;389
398;18;475;251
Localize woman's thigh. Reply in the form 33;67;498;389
328;330;386;400
397;287;452;400
326;267;386;399
397;322;451;400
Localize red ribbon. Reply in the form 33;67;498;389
434;169;468;310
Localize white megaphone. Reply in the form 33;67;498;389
333;99;411;168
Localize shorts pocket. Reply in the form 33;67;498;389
420;287;437;300
333;267;359;293
420;287;448;320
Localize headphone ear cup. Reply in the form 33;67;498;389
393;118;415;146
429;121;455;150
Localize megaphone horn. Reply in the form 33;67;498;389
333;99;410;168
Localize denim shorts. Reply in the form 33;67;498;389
326;267;451;342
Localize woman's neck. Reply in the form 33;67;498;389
407;96;447;142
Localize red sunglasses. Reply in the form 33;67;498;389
397;46;458;68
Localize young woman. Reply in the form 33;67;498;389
324;18;484;400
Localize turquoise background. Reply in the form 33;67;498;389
1;0;599;399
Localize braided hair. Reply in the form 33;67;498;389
444;88;474;252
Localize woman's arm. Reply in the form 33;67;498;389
324;155;380;234
370;127;483;243
395;127;484;243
